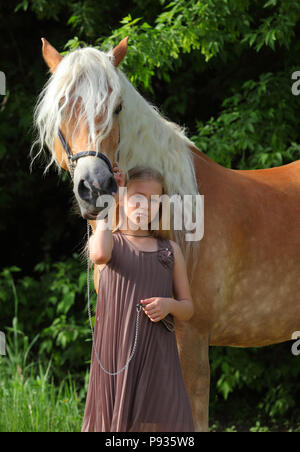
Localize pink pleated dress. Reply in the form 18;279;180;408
81;231;194;432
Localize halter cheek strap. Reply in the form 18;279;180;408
58;128;119;176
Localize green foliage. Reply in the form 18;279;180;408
61;0;300;91
65;0;256;91
249;421;270;432
242;0;300;52
0;257;96;379
191;71;300;168
210;343;300;420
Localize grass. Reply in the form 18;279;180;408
0;357;84;432
0;321;86;432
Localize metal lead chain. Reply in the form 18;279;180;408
87;222;142;375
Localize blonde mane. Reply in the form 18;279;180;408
30;45;201;283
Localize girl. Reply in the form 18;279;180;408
81;163;195;432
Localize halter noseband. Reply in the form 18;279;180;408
58;128;120;179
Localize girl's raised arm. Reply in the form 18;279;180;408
89;218;113;264
89;162;125;265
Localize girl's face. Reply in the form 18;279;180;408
121;179;162;229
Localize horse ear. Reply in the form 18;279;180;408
41;37;63;73
112;36;129;67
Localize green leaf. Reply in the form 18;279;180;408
264;0;278;8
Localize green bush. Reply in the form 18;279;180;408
0;256;96;382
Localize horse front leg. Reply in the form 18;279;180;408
176;322;210;432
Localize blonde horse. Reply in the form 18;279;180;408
31;37;300;432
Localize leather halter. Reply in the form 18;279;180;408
57;127;120;177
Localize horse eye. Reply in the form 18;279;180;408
114;103;123;115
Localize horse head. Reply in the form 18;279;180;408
35;36;129;219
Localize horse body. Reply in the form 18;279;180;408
33;37;300;432
192;153;300;347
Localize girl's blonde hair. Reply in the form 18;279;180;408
112;165;173;240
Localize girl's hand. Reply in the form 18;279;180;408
112;162;126;192
140;297;171;322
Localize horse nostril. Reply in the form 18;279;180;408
78;179;101;203
78;179;90;202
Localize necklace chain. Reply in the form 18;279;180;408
121;232;152;237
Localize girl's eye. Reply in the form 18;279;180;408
114;103;123;115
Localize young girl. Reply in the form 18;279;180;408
81;164;195;432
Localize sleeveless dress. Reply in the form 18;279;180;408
81;231;195;432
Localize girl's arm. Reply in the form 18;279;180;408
168;241;195;321
89;162;125;265
89;218;113;264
